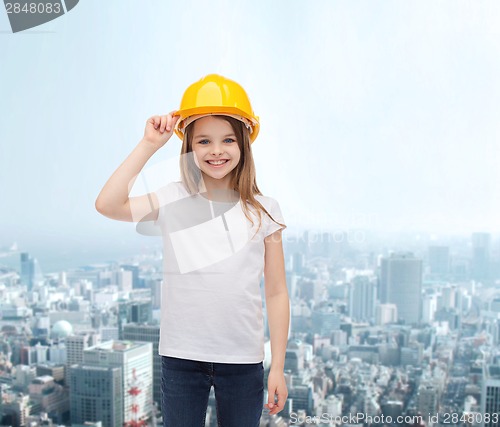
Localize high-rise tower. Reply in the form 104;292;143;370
379;252;422;325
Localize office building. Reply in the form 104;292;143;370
69;365;123;427
348;275;376;322
66;333;99;366
481;364;500;427
471;232;490;281
117;300;152;338
20;252;37;291
379;252;422;325
83;340;153;424
122;323;161;405
376;304;398;326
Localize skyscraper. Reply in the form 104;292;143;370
66;332;100;385
417;383;439;416
472;232;491;281
20;252;36;291
83;340;153;425
122;323;161;405
481;364;500;427
121;264;140;289
66;333;99;366
69;365;123;427
348;275;376;322
379;252;423;325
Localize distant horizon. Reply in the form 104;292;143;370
1;225;498;275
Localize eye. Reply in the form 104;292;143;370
196;138;235;144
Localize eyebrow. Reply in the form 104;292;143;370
194;134;236;139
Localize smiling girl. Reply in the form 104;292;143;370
95;74;290;427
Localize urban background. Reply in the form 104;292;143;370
1;1;499;426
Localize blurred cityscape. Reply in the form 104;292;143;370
0;229;499;427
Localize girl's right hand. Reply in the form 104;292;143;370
143;112;180;148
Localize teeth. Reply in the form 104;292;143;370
208;160;227;165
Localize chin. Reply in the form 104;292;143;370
203;172;231;180
201;168;236;181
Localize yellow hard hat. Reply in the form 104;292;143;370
173;74;260;143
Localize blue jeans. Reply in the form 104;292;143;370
161;355;264;427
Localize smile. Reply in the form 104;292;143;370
206;160;229;167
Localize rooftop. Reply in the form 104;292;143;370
87;340;146;353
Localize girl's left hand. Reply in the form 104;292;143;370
264;369;288;415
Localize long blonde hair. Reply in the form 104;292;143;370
179;115;285;236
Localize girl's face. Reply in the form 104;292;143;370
191;116;241;184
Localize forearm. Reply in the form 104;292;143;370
266;291;290;372
95;138;159;212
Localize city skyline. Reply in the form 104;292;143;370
2;225;500;276
1;226;499;426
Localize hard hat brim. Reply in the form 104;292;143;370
173;107;260;143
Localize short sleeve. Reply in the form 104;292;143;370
265;198;287;237
153;181;181;227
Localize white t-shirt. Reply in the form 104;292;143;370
153;181;286;363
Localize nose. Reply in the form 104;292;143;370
211;143;225;156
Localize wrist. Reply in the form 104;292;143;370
139;138;162;152
270;364;284;373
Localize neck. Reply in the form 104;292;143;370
198;173;239;202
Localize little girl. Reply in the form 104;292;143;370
95;74;290;427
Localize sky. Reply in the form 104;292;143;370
0;0;499;268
